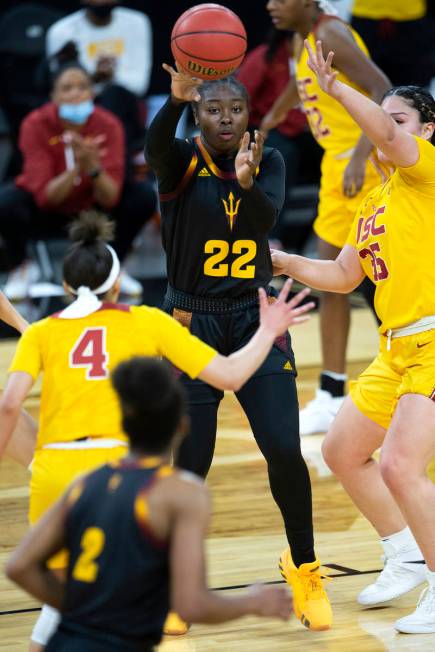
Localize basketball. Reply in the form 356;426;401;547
171;3;247;80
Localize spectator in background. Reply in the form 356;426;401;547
0;64;157;300
46;0;152;153
351;0;434;87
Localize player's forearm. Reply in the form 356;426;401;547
179;589;260;624
226;324;277;389
280;254;355;293
0;405;21;459
332;81;397;153
0;292;28;333
145;96;186;160
239;182;278;233
6;563;64;609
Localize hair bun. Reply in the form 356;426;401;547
68;210;115;245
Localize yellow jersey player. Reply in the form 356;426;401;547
272;39;435;634
0;212;313;652
6;357;292;651
262;0;390;435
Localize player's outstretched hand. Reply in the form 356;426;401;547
270;249;292;277
235;130;264;189
259;278;314;336
162;62;203;103
305;39;339;97
246;583;292;621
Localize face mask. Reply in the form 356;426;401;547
58;100;94;125
84;3;116;20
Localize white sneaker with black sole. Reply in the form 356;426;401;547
395;581;435;634
358;541;426;606
299;389;344;436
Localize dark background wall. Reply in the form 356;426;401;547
0;1;269;94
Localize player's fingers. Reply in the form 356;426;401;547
304;39;315;62
254;129;264;147
289;301;315;316
292;315;312;324
162;62;176;76
239;131;250;151
258;287;267;312
276;278;293;304
325;50;335;70
287;287;311;308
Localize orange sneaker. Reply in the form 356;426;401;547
279;548;332;631
163;611;190;635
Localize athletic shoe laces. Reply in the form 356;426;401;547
301;568;330;599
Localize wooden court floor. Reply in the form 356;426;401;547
1;311;434;651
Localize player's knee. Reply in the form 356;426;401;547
379;449;409;494
322;436;346;475
31;604;60;646
267;437;302;472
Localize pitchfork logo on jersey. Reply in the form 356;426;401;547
222;192;241;231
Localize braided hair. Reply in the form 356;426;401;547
383;86;435;143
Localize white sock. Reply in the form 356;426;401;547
381;526;423;560
427;569;435;587
322;370;347;381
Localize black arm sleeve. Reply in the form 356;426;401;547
144;96;194;193
239;148;286;234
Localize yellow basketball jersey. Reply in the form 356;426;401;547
347;137;435;332
295;17;371;156
9;303;216;447
352;0;426;22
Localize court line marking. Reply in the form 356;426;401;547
0;566;382;616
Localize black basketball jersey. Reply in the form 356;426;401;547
146;98;286;298
60;459;172;649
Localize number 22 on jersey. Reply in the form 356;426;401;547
70;328;109;379
204;239;257;279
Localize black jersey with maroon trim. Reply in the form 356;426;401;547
60;460;171;648
145;98;286;298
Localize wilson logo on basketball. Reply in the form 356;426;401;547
187;60;236;77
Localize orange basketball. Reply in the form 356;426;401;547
171;3;247;80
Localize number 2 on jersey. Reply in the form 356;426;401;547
72;527;106;583
204;239;257;279
70;328;109;379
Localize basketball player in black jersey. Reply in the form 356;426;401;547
6;357;292;652
144;64;332;632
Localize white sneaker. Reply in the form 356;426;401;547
119;271;142;297
395;583;435;633
358;549;427;606
299;389;344;436
3;260;40;301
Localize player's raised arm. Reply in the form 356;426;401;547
305;40;424;168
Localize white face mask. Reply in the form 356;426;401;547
58;100;94;125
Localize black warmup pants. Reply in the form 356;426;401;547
0;180;156;271
165;297;315;567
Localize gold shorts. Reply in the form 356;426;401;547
29;445;127;568
350;328;435;431
314;152;384;249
